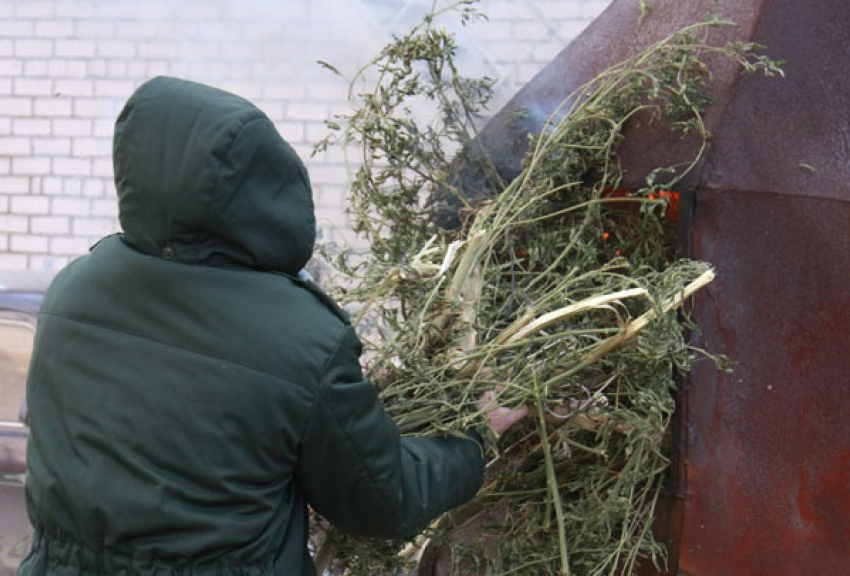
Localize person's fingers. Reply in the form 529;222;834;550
488;404;529;435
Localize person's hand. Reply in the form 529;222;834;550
477;389;528;436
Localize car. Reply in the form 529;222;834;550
0;271;53;575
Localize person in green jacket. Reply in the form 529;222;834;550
19;77;524;575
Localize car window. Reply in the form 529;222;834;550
0;319;34;425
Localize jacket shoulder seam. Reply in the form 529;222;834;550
296;324;349;448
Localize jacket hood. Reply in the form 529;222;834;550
114;76;315;274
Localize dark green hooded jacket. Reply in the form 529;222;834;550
19;76;484;575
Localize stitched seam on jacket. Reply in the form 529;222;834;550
295;325;346;449
316;387;402;532
38;310;303;386
311;326;403;532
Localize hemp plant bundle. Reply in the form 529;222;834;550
311;2;782;574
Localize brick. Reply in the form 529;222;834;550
107;60;128;77
0;77;9;95
472;21;511;41
29;255;69;270
23;59;49;77
114;21;156;38
74;20;114;38
0;98;32;117
0;194;7;211
0;176;29;193
532;42;563;62
49;59;86;77
0;39;11;56
10;195;50;214
0;2;11;17
290;144;313;163
12;158;51;176
190;23;229;40
0;214;28;232
275;122;304;143
35;97;72;117
555;19;592;39
324;145;357;164
14;39;53;58
55;79;93;96
93;1;135;18
33;138;70;155
286;102;328;121
581;1;611;19
0;58;22;75
127;60;146;77
137;41;176;59
35;20;74;38
50;236;91;255
145;60;169;77
74;134;111;158
52;196;89;215
87;59;106;76
306;123;329;143
0;158;8;173
328;103;354;117
488;2;536;21
73;97;114;117
133;3;174;19
72;217;113;236
91;198;117;217
29;176;42;194
52;119;91;136
0;137;31;155
306;81;345;102
54;2;94;18
0;253;29;269
0;21;34;37
14;78;51;96
53;158;90;176
91;159;112;178
63;178;81;195
536;1;585;19
16;1;53;17
185;1;222;19
81;178;103;196
486;41;533;62
314;205;350;232
12;119;50;136
151;21;184;39
42;176;62;194
97;40;136;58
93;119;114;138
308;166;347;186
56;40;95;58
513;21;549;40
195;61;229;80
94;79;133;97
31;215;70;234
254;100;284;121
11;233;49;253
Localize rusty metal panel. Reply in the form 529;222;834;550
683;191;850;574
467;0;850;573
703;0;850;202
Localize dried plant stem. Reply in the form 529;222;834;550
536;385;571;575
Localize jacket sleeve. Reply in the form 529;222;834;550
295;325;485;540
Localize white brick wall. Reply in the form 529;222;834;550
0;0;610;271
